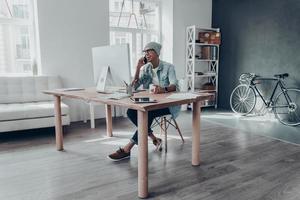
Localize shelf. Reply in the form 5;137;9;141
201;103;216;108
188;42;219;46
195;27;220;32
186;25;220;109
195;59;218;62
187;101;216;108
194;73;217;78
196;43;219;46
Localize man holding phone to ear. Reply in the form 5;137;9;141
108;42;181;161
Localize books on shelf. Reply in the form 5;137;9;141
210;46;217;60
197;46;218;60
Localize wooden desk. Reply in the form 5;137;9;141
44;87;212;198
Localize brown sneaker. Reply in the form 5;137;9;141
108;148;130;161
153;138;162;152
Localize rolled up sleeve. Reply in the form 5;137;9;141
168;65;180;91
133;64;151;90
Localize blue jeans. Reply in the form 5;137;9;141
127;108;171;145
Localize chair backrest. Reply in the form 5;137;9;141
0;76;62;103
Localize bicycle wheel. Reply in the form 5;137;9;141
274;88;300;126
230;84;256;115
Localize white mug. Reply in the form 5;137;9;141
149;84;155;93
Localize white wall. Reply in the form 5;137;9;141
173;0;212;79
37;0;109;121
36;0;212;122
161;0;173;63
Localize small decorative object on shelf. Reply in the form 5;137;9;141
185;25;221;108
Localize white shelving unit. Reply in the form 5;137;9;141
185;25;221;107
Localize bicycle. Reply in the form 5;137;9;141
230;73;300;126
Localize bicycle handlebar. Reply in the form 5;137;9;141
239;73;289;84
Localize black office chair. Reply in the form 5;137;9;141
151;115;184;152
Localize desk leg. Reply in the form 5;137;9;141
54;95;63;151
192;101;201;166
105;105;113;137
138;110;148;198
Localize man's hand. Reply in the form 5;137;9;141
151;85;176;94
137;57;145;70
153;85;165;94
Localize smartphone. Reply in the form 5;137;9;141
143;56;147;64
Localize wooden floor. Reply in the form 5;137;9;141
1;111;300;200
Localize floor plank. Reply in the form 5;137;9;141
0;111;300;200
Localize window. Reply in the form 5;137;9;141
0;0;38;75
109;0;161;75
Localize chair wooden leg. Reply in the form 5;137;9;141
164;117;167;152
173;118;184;143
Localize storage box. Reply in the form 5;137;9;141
198;32;210;43
209;32;221;44
198;32;221;44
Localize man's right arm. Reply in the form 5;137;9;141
132;57;145;86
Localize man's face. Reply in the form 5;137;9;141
144;49;158;62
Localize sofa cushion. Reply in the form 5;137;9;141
0;101;69;121
0;76;62;104
0;116;70;132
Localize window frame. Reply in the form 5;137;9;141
109;0;162;76
0;0;39;75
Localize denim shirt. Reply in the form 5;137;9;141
134;60;181;119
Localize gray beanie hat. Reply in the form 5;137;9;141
143;42;162;56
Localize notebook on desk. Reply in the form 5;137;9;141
55;88;85;92
103;92;130;100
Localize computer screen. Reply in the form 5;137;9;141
92;44;132;92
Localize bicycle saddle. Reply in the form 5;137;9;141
274;73;289;79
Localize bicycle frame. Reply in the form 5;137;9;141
249;77;290;108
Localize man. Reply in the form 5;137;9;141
108;42;181;161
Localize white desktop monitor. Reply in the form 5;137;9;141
92;44;132;91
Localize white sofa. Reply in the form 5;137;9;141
0;76;70;132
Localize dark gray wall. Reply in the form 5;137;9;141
212;0;300;109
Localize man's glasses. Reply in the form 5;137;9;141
143;49;155;54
